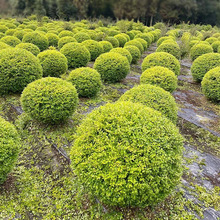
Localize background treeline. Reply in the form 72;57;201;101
1;0;220;26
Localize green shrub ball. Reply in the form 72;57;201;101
58;36;76;49
46;33;59;47
156;42;181;59
60;42;90;69
114;34;127;47
82;40;103;61
191;53;220;82
190;43;213;61
119;84;178;123
142;52;180;76
0;36;21;47
37;50;68;77
94;52;130;83
141;66;178;93
201;67;220;102
23;32;49;51
70;101;183;207
0;117;20;184
105;36;119;48
16;43;40;56
125;39;144;54
99;41;113;53
74;32;91;43
67;67;102;97
21;77;78;124
110;47;132;64
124;45;141;64
0;48;43;94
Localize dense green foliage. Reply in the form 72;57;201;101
60;42;90;69
142;52;180;76
22;32;49;51
70;101;183;207
58;36;76;49
67;67;102;97
191;53;220;82
156;42;181;59
82;40;103;61
94;52;130;83
124;45;141;64
16;42;40;56
74;32;91;43
201;67;220;102
114;34;127;47
141;66;178;93
37;50;68;77
0;36;21;47
119;84;178;123
0;48;42;94
124;39;144;54
21;77;78;124
110;47;132;63
99;41;113;53
190;43;213;61
46;33;59;47
0;116;20;184
105;36;119;48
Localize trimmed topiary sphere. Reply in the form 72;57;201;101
22;32;49;51
67;67;102;97
205;37;218;45
119;84;178;123
0;42;11;50
105;36;119;48
134;33;152;45
134;38;148;50
60;42;90;69
124;45;141;64
82;40;103;61
141;66;178;93
0;36;21;47
211;41;220;52
114;34;127;47
16;43;40;56
58;30;74;38
142;52;180;76
94;52;130;83
46;33;59;47
37;50;68;77
0;48;43;94
58;36;77;49
191;53;220;82
110;47;132;64
99;41;113;53
201;67;220;102
0;116;20;184
157;36;175;47
190;43;213;61
70;101;183;207
21;77;78;124
124;39;144;54
74;32;91;43
0;25;8;33
156;42;181;59
13;30;25;40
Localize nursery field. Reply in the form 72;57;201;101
0;17;220;220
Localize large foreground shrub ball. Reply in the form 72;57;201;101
0;117;20;184
22;32;49;51
37;50;68;77
82;40;103;61
190;43;213;61
21;77;78;124
60;42;90;69
94;52;130;83
201;67;220;102
142;52;180;76
70;101;183;207
191;53;220;82
0;48;43;94
141;66;177;93
119;84;178;123
67;67;102;97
